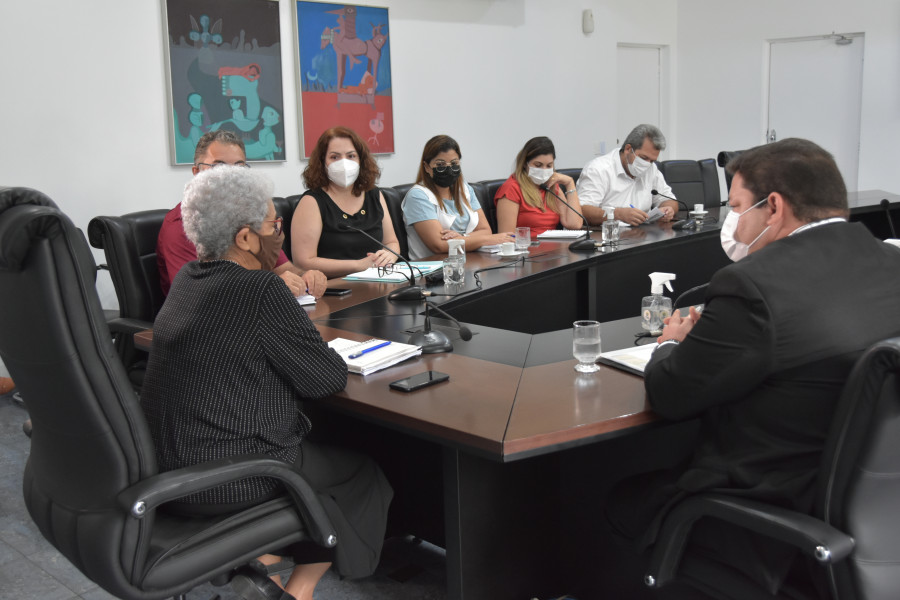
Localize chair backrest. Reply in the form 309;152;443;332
476;178;508;233
274;195;302;261
88;209;167;323
0;187;161;592
380;186;409;259
817;337;900;599
557;168;582;184
717;150;744;191
658;159;721;209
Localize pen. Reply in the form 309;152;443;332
348;340;391;359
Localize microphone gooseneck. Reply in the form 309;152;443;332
425;301;473;341
881;198;897;238
539;183;596;253
673;282;709;310
338;223;425;301
652;189;690;213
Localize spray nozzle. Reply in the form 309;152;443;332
649;272;676;295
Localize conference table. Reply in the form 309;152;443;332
133;193;898;599
137;211;729;599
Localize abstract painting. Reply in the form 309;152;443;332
163;0;285;164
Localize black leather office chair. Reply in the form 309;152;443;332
717;151;744;192
658;159;722;209
380;186;409;259
273;195;301;262
88;209;168;388
475;179;506;233
0;187;337;600
644;336;900;599
557;168;582;184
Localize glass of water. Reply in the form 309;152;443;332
602;219;619;245
572;320;602;372
515;227;531;252
442;255;465;284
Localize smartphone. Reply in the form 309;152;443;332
324;287;352;296
389;371;450;392
530;240;541;247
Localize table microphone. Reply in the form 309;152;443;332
881;199;897;238
539;183;597;252
338;224;426;301
673;283;709;310
407;302;453;353
651;189;690;213
425;301;473;341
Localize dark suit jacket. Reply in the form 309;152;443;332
643;221;900;589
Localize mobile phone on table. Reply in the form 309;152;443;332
324;287;352;296
389;371;450;392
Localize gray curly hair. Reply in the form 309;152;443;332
621;124;667;153
182;166;274;260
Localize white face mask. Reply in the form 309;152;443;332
720;198;771;261
527;166;553;186
327;158;360;188
626;148;651;178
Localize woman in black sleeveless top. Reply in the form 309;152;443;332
292;127;400;278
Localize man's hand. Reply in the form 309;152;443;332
657;306;702;344
277;270;306;297
659;205;676;222
614;206;648;226
302;269;327;298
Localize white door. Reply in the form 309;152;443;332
767;35;864;191
616;45;666;158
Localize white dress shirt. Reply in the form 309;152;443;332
576;147;674;212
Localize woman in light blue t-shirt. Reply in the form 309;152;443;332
402;135;515;260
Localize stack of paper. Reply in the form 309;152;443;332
343;261;443;283
296;294;316;306
477;244;501;253
537;229;589;239
328;337;422;376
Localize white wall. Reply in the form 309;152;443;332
0;0;676;309
5;0;897;311
675;0;900;193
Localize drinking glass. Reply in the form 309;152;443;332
515;227;531;252
572;320;602;372
442;255;465;284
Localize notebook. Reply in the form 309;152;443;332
596;342;658;376
327;337;422;376
343;261;443;283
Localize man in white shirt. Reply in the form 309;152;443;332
576;124;678;226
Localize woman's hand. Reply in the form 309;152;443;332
440;229;463;240
490;232;516;244
546;172;575;192
367;249;398;267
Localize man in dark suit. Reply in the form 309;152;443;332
637;138;900;591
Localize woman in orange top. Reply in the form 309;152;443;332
494;136;584;235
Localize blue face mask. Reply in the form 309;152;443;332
720;197;770;261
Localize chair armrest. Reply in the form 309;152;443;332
645;493;855;588
105;317;153;336
117;455;337;548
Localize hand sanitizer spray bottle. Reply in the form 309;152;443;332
642;272;676;335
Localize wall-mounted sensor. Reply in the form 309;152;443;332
582;9;594;34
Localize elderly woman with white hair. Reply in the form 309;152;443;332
140;166;392;600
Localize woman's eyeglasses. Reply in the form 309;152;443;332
265;217;283;236
431;163;461;175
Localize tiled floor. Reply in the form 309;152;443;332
0;393;446;600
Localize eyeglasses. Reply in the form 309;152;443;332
195;161;251;170
377;264;395;277
431;162;461;175
264;217;284;236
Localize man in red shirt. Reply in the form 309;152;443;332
158;131;326;297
